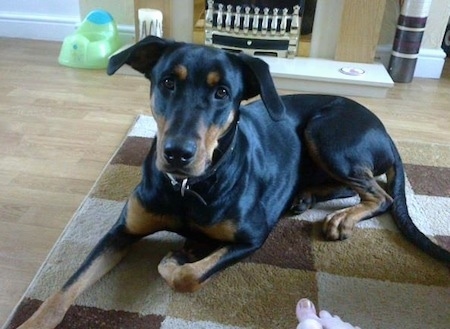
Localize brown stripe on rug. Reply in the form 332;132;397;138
404;164;450;197
7;298;164;329
4;115;450;329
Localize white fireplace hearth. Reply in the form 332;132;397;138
260;56;392;98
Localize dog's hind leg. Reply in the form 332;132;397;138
322;170;393;240
303;107;394;241
17;191;177;329
291;182;357;214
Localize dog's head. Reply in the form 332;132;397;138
108;36;285;178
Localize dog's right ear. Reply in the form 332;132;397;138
107;36;174;76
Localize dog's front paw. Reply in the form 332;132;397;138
158;253;203;293
322;209;356;241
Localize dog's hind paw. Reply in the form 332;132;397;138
291;195;315;214
322;209;357;241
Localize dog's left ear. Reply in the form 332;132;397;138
237;53;285;121
107;36;175;76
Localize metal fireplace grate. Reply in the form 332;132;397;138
204;0;303;58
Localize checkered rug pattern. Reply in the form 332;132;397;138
5;115;450;329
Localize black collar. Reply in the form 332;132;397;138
166;113;240;206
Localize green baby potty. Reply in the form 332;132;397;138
58;10;122;69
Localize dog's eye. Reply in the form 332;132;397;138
215;87;229;100
162;77;175;90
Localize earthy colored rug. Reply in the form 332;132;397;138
4;115;450;329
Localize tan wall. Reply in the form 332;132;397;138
378;0;400;45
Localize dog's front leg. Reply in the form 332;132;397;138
16;191;176;329
158;240;261;293
16;222;140;329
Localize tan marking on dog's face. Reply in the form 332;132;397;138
158;247;228;292
180;110;235;176
126;194;179;235
203;111;236;162
150;97;170;173
174;64;188;80
191;220;237;242
150;95;167;132
154;120;170;173
207;71;221;86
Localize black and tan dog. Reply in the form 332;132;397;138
17;36;449;328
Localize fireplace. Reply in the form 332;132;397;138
204;0;304;58
132;0;394;98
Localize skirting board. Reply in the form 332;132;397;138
0;12;135;45
0;12;79;41
376;44;446;79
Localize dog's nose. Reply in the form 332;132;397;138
163;138;197;167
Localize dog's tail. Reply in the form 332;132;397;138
387;140;450;263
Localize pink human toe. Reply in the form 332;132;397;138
296;299;323;329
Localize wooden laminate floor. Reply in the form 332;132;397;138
0;38;449;325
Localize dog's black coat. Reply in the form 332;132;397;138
16;36;449;329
